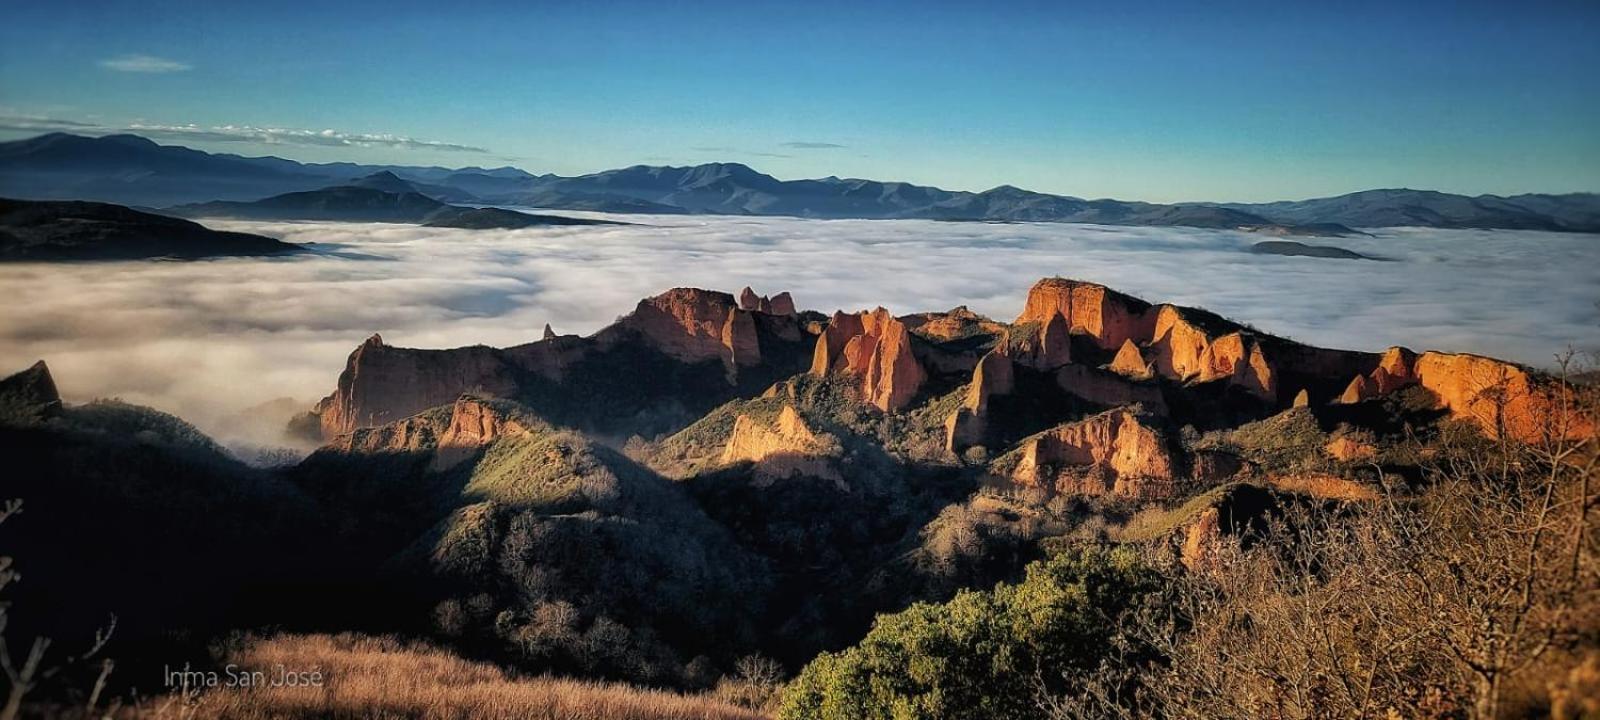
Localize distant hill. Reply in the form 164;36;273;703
1250;240;1372;260
0;197;300;261
3;133;1596;232
173;185;623;228
421;206;625;229
1215;189;1600;233
347;170;481;203
171;186;457;223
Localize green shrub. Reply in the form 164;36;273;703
780;545;1163;720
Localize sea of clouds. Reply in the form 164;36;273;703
2;213;1596;452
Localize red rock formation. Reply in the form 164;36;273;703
1292;389;1311;408
1008;409;1180;499
1108;339;1150;378
721;405;840;484
314;334;522;438
1147;306;1213;380
1338;374;1375;404
903;306;1006;343
1015;278;1150;350
1376;346;1417;384
431;398;535;470
945;351;1017;452
810;308;927;411
619;288;752;365
721;307;761;378
739;286;761;311
1036;312;1073;368
769;291;796;316
1056;364;1168;416
1414;351;1594;442
324;401;454;455
810;310;866;375
965;351;1015;416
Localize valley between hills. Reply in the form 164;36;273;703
2;275;1595;719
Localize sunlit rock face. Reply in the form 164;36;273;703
1007;409;1181;500
311;287;813;439
1413;351;1594;442
810;307;927;412
1015;278;1151;351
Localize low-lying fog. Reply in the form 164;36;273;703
3;213;1596;456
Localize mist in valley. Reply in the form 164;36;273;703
2;213;1595;455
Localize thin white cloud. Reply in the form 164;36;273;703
127;123;491;153
0;113;490;154
0;216;1593;456
100;54;192;73
781;141;847;149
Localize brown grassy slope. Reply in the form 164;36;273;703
131;633;769;720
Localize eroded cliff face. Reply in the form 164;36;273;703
1413;351;1594;442
944;351;1017;452
308;277;1590;453
311;287;811;439
720;405;840;484
1015;278;1150;350
1006;409;1182;500
618;288;754;366
320;396;534;467
431;397;535;470
314;335;523;438
810;307;928;412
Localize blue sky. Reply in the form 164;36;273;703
2;0;1597;202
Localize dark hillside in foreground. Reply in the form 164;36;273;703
0;197;300;260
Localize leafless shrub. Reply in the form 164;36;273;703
1043;356;1599;719
0;499;118;720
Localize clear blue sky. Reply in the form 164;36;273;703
2;0;1597;202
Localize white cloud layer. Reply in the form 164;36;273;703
1;215;1595;451
99;54;191;73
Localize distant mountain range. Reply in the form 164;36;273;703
2;132;1597;232
169;178;623;228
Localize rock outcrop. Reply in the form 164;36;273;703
1108;339;1150;378
739;286;761;311
1338;374;1375;404
810;307;927;411
902;306;1005;343
769;292;797;316
543;323;557;340
1006;409;1180;499
314;334;524;438
0;360;63;422
1413;351;1594;442
618;288;759;371
720;405;839;484
1015;278;1150;350
310;287;817;438
945;351;1016;452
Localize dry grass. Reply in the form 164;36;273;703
1263;472;1379;501
129;633;770;720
